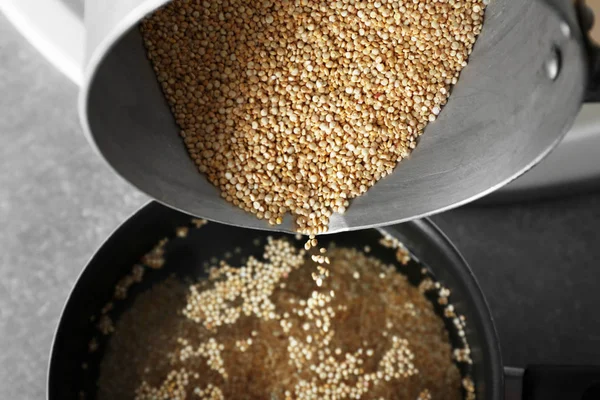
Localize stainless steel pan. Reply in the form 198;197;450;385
80;0;589;233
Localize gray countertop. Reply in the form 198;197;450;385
1;12;599;399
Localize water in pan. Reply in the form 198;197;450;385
77;220;475;399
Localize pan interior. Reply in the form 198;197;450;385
48;204;501;399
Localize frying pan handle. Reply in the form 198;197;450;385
504;365;600;400
0;0;84;86
575;0;600;102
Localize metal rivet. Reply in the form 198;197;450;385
560;21;571;38
544;47;561;81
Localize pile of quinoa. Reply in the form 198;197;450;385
140;0;486;234
97;238;472;400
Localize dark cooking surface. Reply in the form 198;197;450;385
1;11;599;399
433;194;600;367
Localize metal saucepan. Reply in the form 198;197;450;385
48;202;600;399
78;0;595;234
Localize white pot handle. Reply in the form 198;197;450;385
0;0;84;86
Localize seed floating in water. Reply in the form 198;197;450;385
96;233;473;399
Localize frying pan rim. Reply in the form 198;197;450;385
381;220;504;400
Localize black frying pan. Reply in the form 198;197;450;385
47;202;599;399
